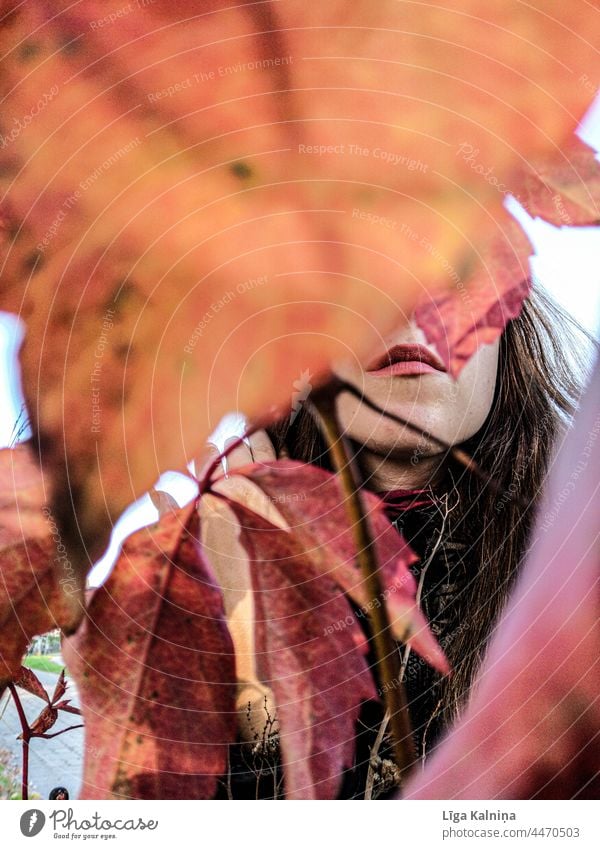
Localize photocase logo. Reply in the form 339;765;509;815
20;810;46;837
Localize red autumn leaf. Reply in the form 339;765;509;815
517;137;600;227
54;698;81;716
414;140;600;376
1;2;598;567
222;501;376;799
51;667;67;704
404;360;600;800
25;704;58;737
213;459;449;673
62;504;237;800
13;665;49;703
414;218;533;377
0;445;80;689
203;458;449;797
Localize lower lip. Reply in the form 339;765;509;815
367;361;441;377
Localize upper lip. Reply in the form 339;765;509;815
366;343;447;373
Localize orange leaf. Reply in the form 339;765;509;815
518;137;600;227
0;1;598;563
414;218;533;376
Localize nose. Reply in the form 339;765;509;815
382;319;428;349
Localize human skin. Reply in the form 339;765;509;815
199;329;500;741
333;322;500;489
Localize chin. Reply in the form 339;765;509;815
342;413;436;456
342;400;486;455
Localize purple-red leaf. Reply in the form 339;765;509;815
13;665;49;703
51;668;67;704
229;503;376;799
0;445;80;688
26;704;58;737
54;698;81;716
209;459;449;798
63;505;237;799
214;459;448;673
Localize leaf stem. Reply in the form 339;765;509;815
22;739;29;801
198;422;264;495
37;724;84;739
8;683;30;801
308;389;417;788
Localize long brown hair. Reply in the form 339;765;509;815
266;287;590;733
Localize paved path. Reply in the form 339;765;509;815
0;668;83;799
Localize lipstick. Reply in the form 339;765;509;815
366;343;446;377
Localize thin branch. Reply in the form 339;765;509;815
7;683;29;734
308;388;417;789
8;683;30;801
0;690;11;722
364;710;391;800
21;739;29;801
226;748;233;801
198;421;265;495
37;724;84;739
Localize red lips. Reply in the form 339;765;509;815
366;343;447;377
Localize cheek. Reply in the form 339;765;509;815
441;339;500;443
333;339;500;451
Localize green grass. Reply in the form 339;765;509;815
22;655;63;675
0;751;40;800
0;768;20;800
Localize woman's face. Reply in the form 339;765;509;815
334;322;500;459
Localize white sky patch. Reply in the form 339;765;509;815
507;201;600;340
89;415;252;585
88;470;199;587
0;315;28;445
